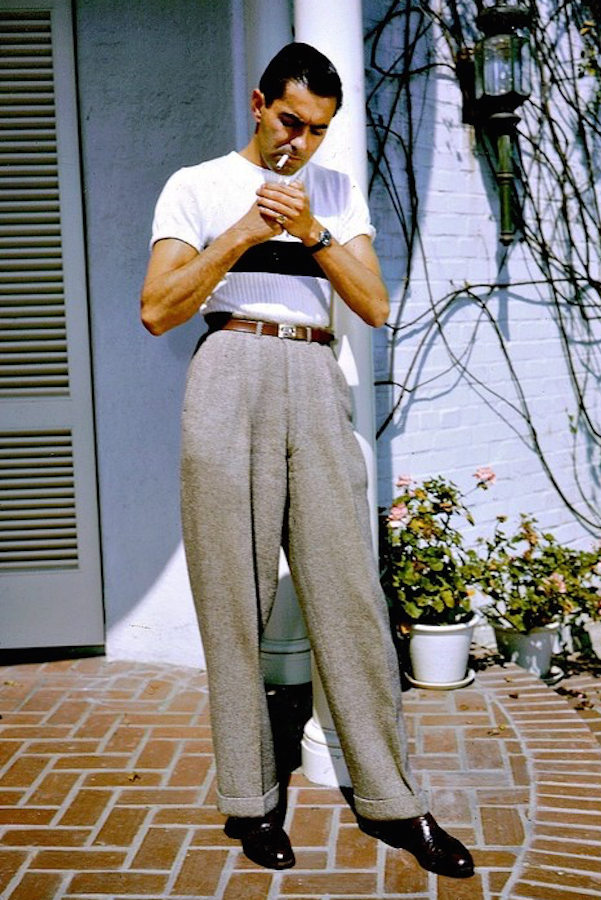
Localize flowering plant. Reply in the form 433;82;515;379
380;474;486;626
468;514;601;633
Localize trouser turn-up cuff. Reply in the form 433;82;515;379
217;782;280;818
353;791;429;822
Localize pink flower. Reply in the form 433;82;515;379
474;466;496;486
547;572;567;593
395;474;413;488
388;503;410;528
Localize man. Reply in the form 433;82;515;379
141;42;473;878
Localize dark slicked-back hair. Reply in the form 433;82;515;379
259;42;343;114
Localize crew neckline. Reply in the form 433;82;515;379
232;151;308;180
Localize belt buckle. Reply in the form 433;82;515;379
278;324;297;339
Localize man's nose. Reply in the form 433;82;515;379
290;129;308;152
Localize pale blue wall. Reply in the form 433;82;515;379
76;0;238;663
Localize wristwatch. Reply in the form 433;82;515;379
306;228;332;254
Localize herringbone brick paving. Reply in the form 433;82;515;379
0;657;600;899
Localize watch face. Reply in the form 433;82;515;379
307;228;332;254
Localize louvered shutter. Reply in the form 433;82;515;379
0;0;104;649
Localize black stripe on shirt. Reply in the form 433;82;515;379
230;241;324;278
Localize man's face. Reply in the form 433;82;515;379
251;80;337;174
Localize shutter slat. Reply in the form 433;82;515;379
0;318;66;328
0;239;62;249
0;226;61;238
0;152;57;164
0;80;53;90
2;525;77;535
0;248;62;257
1;504;74;513
1;553;78;566
0;176;59;188
1;344;67;354
0;199;59;209
0;132;56;143
0;342;66;356
2;489;74;499
0;330;66;340
0;446;71;458
0;366;69;378
0;381;69;392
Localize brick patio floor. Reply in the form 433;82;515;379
0;656;600;899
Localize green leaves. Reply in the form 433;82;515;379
381;475;476;626
470;514;601;633
381;475;601;633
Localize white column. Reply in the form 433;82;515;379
295;0;374;788
293;0;377;533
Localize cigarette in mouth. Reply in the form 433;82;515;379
276;153;289;170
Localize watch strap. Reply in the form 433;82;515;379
306;228;332;254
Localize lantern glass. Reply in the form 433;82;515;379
482;35;513;96
474;30;531;107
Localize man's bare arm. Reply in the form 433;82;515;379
308;233;389;328
140;203;282;336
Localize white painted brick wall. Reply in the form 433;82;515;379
364;0;601;550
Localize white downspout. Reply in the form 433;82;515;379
294;0;377;787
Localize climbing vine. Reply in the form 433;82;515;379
365;0;601;533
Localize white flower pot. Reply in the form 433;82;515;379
493;622;559;678
407;614;478;688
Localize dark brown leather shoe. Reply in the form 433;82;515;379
358;812;474;878
224;809;295;870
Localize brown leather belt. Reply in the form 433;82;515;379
209;315;335;345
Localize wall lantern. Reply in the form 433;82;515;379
473;1;532;244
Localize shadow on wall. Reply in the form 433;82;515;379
364;1;436;505
75;0;235;662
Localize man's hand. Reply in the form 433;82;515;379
255;179;389;328
235;198;285;244
255;182;317;243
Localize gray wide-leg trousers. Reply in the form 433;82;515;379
180;329;427;820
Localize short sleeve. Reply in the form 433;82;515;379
150;168;203;251
339;176;376;246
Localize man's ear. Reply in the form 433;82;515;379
250;89;266;125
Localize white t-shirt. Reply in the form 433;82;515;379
150;151;375;326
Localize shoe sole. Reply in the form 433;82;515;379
242;848;296;870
